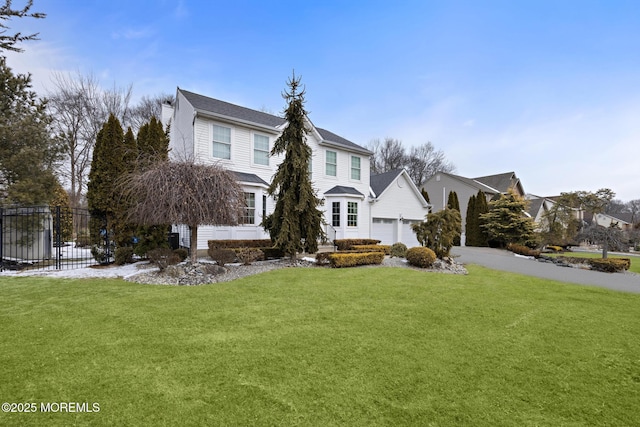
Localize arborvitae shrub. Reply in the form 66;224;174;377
405;247;437;268
390;242;408;258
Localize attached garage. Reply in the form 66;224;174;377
372;218;397;245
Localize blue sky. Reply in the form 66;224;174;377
5;0;640;201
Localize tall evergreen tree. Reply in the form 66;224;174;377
480;190;536;248
87;115;138;249
465;194;477;246
263;73;324;258
0;58;62;205
136;116;169;169
475;190;490;246
133;117;171;256
447;191;461;245
421;188;430;203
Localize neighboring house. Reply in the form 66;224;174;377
591;212;634;231
369;169;430;246
421;171;526;244
525;194;557;231
163;88;421;252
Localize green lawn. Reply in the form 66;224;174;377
1;266;639;426
547;250;640;273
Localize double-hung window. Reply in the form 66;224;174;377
326;150;337;176
212;125;231;159
332;202;340;227
254;134;269;166
241;193;255;225
347;202;358;226
350;156;361;180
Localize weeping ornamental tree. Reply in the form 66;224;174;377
263;73;324;258
122;161;245;264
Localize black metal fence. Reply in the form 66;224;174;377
0;206;105;272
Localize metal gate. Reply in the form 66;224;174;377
0;206;107;271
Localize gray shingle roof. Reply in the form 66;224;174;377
474;172;522;194
179;88;370;154
181;89;285;128
370;169;403;197
232;171;268;186
324;186;364;196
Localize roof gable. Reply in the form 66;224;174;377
474;172;524;195
370;169;403;197
370;169;429;207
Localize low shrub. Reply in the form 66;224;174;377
75;234;91;248
208;248;237;267
91;245;113;265
147;248;181;271
173;248;189;262
546;245;563;252
208;239;273;250
588;258;630;273
260;247;285;259
316;252;332;265
334;239;381;251
328;252;385;268
507;243;541;258
235;248;264;265
114;246;134;265
390;242;407;258
352;244;391;255
405;247;437;268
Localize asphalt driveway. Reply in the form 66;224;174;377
451;246;640;294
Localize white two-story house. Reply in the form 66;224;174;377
162;88;378;252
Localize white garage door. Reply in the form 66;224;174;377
401;220;421;247
372;218;396;245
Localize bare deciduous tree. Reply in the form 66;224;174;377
48;72;134;208
128;93;174;132
122;161;245;263
367;138;455;185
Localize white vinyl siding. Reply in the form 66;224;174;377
212;125;231;159
253;134;269;166
326;150;337;176
351;156;361;180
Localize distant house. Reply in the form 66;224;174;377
369;169;430;246
591;212;635;231
421;171;526;245
162;88;422;252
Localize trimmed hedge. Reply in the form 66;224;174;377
208;239;273;249
334;239;381;251
328;252;385;268
405;247;437;268
207;239;284;261
556;256;631;273
588;258;630;273
234;248;264;265
351;244;391;255
507;243;541;258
